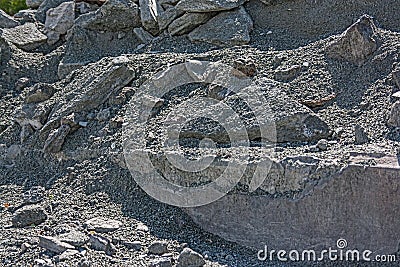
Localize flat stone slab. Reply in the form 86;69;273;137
0;23;47;51
85;217;123;232
186;158;400;254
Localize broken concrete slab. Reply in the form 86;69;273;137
188;7;253;47
185;160;400;254
176;0;246;12
326;14;379;66
168;12;214;36
0;23;47;51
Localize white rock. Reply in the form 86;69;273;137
85;217;123;232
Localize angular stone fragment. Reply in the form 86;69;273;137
176;0;245;12
0;9;19;28
188;7;253;47
158;6;184;31
354;124;369;144
45;1;75;45
59;230;90;246
89;235;116;255
326;14;379;65
387;101;400;128
36;0;71;22
168;12;214;36
84;217;123;233
177;248;205;267
0;23;47;51
148;241;168;255
38;236;75;253
133;27;154;43
12;204;48;227
139;0;161;35
43;124;71;153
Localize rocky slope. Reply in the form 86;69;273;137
1;0;400;266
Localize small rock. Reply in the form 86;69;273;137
21;242;31;253
12;204;48;227
59;230;89;246
393;91;400;99
0;23;47;51
177;248;206;267
274;65;302;81
21;124;34;143
316;139;328;151
38;236;76;253
89;235;115;256
79;121;88;127
148;241;169;255
0;9;19;28
26;0;44;8
58;249;80;261
326;14;378;65
136;223;149;232
176;0;245;12
96;109;111;122
84;217;122;232
168;12;214;36
354;124;370;145
188;7;253;47
78;259;92;267
15;77;30;91
232;57;257;78
150;257;173;267
45;1;75;45
34;258;53;267
387;101;400;128
123;240;141;250
43;124;71;153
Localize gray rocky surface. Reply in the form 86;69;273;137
0;1;399;266
188;7;253;46
0;9;19;28
44;1;75;45
0;23;47;51
176;0;246;12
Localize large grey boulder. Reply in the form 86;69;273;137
0;9;19;28
176;0;246;12
59;0;141;77
326;14;379;66
0;23;47;51
168;12;214;36
188;7;253;47
45;1;75;45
